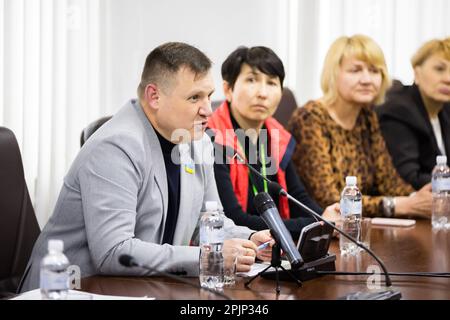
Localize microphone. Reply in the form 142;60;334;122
119;254;139;267
214;142;302;208
254;192;304;269
224;147;394;288
280;190;394;288
118;254;231;300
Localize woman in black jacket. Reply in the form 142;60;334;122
377;37;450;189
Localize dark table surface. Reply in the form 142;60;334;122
81;219;450;300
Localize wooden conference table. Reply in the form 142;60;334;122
81;220;450;300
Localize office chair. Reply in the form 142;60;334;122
211;87;298;128
80;115;112;147
384;79;405;101
0;127;40;297
79;102;222;147
272;87;298;128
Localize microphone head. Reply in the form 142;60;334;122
119;254;136;267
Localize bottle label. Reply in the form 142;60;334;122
40;270;69;290
200;227;224;245
432;178;450;193
199;212;224;245
340;199;362;217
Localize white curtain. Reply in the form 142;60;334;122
1;0;104;227
285;0;450;105
1;0;449;228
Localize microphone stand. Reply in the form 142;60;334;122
230;151;395;288
281;190;394;287
244;243;302;295
228;153;304;293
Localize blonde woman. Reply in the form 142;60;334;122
288;35;432;218
377;37;450;189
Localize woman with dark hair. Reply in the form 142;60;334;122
377;37;450;189
207;46;340;239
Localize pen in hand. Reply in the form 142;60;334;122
257;241;272;251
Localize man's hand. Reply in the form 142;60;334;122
223;239;257;272
249;230;275;262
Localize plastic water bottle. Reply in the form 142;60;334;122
199;201;225;289
40;239;70;300
431;155;450;230
339;176;362;255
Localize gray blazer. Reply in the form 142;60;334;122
20;99;253;291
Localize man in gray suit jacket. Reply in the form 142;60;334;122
20;42;273;292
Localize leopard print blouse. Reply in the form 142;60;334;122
288;100;414;217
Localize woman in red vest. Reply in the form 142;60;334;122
207;46;340;239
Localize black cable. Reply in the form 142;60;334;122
282;191;394;287
231;150;391;287
145;266;232;300
316;271;450;278
119;254;232;300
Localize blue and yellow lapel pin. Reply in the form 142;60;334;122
184;163;195;174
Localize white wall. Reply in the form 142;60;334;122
293;0;450;104
101;0;287;114
101;0;450;109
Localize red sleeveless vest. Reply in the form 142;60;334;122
208;101;293;219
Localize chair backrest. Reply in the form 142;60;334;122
211;87;298;128
384;79;405;101
0;127;40;296
272;87;298;128
80;116;112;147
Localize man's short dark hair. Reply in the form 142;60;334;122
138;42;212;98
221;46;285;89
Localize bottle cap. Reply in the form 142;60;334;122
345;176;357;186
48;239;64;253
205;201;218;212
437;155;447;165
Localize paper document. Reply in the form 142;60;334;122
237;261;291;277
11;289;155;300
